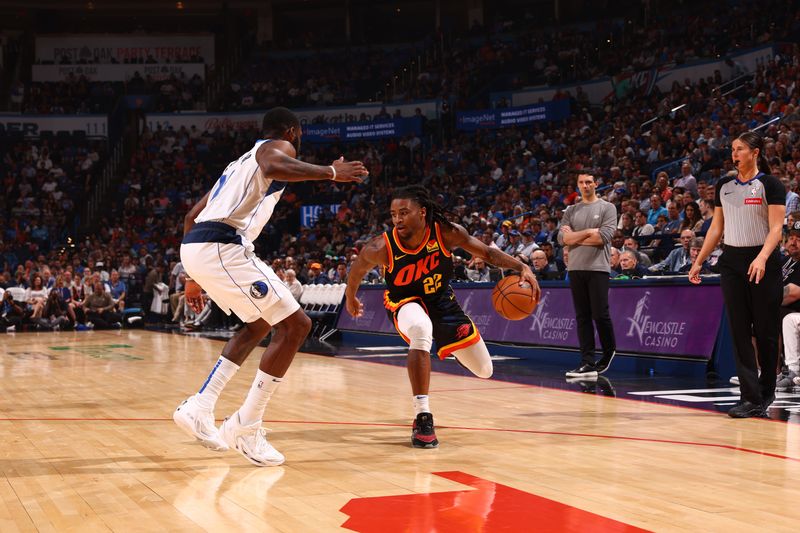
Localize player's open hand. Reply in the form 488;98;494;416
332;156;369;183
185;279;205;313
519;265;541;302
345;293;364;318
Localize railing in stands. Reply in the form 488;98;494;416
82;97;131;228
85;140;124;225
376;33;446;103
206;37;242;110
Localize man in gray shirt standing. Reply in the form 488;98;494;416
558;173;618;378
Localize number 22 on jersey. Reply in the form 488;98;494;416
423;273;442;294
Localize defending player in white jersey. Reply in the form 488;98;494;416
174;107;368;466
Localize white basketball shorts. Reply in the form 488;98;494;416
180;241;299;325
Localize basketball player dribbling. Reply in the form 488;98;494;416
174;107;368;466
345;186;539;447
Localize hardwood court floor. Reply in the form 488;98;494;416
1;330;799;532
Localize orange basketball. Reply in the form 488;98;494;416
492;274;538;321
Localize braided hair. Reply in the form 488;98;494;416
392;185;454;230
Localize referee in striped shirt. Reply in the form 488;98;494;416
689;131;784;418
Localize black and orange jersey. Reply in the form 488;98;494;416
383;222;453;310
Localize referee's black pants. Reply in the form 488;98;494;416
568;270;616;365
718;246;781;405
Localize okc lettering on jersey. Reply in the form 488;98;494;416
394;251;441;286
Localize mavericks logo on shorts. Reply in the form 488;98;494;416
250;280;270;299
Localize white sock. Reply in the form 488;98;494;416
238;370;283;426
195;356;240;411
413;395;430;415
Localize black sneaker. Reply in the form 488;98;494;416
596;351;616;374
727;401;768;418
761;393;775;411
565;363;598;378
411;412;439;448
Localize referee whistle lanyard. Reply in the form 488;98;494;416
735;171;764;185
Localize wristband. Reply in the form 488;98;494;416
329;165;336;180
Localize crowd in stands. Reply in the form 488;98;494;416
403;0;799;109
5;50;800;327
220;45;414;111
214;0;800;112
1;134;105;265
4;1;800;334
21;69;206;114
14;1;799;116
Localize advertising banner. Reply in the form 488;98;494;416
456;100;570;131
611;68;658;99
337;283;724;359
303;117;422;143
35;34;215;65
32;63;205;82
301;204;341;227
0;114;108;138
145;113;422;140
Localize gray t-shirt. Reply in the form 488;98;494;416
558;199;617;272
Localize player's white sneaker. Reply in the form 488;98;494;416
219;411;285;467
173;395;229;452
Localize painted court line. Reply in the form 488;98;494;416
1;417;797;463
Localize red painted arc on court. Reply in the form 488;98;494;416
340;471;651;533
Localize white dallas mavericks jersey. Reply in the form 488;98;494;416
195;139;286;245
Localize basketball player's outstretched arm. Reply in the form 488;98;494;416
443;224;541;301
344;236;390;317
257;141;369;182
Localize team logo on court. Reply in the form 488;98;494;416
250;280;270;299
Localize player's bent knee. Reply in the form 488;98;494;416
244;319;271;338
453;343;493;378
466;358;492;379
475;361;493;379
279;311;312;344
406;321;433;352
398;303;433;352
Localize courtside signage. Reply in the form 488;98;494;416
0;114;108;138
338;284;723;359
